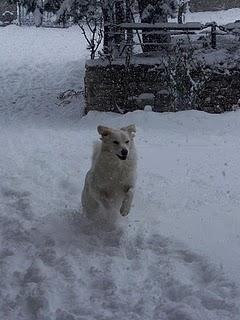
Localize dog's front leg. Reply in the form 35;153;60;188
97;189;112;210
120;187;134;217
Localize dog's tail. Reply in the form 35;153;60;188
92;141;101;166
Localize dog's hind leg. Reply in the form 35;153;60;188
120;188;134;217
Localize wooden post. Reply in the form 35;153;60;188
211;22;217;49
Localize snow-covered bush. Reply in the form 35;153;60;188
138;0;179;51
138;0;178;23
162;44;209;110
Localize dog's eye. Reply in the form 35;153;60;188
125;140;130;144
113;141;119;145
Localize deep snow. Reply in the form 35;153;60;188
185;7;240;24
1;9;240;320
0;25;88;126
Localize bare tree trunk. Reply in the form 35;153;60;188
126;0;133;51
17;1;22;26
102;6;110;54
115;0;125;50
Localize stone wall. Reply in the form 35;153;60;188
84;58;240;114
189;0;240;12
196;68;240;113
85;61;170;113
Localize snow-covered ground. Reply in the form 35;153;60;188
0;25;88;126
185;8;240;24
1;10;240;320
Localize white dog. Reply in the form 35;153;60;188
81;124;137;225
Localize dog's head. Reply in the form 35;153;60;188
97;124;136;160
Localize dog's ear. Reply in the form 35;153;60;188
97;125;111;138
121;124;136;137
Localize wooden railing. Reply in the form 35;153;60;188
107;21;240;55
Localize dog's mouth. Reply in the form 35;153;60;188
117;154;127;160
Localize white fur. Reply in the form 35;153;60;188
81;125;137;225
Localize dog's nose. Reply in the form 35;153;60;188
121;148;128;156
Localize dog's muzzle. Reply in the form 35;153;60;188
117;148;128;160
